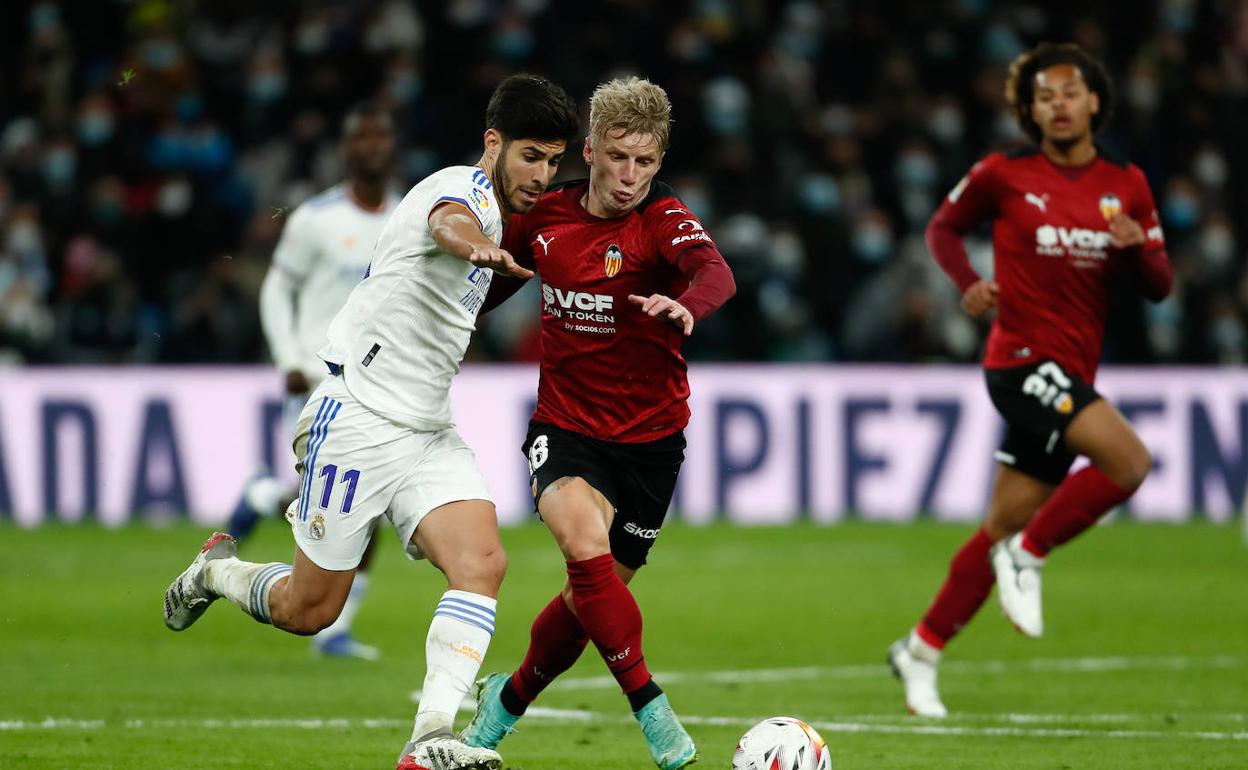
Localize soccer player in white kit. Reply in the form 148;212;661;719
224;101;401;661
163;74;581;770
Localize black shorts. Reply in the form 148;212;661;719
985;360;1102;485
522;421;685;569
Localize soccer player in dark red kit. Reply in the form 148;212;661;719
460;76;735;768
888;42;1173;717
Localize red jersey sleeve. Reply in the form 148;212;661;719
926;153;1007;294
1126;165;1173;301
482;212;536;315
646;199;735;321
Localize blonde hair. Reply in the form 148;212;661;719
588;76;672;151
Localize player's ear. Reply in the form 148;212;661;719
484;128;503;161
1089;90;1100;117
582;136;593;166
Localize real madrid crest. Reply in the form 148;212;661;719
310;513;326;540
604;244;623;278
1098;193;1122;222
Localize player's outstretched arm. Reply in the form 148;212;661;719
671;243;736;326
428;203;534;278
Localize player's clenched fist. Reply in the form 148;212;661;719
1107;213;1146;249
468;246;534;279
629;293;694;336
961;279;999;319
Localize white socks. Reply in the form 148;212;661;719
314;571;369;641
908;630;943;665
411;590;497;741
203;558;291;624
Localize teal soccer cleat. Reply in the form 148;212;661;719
460;673;521;750
635;694;698;769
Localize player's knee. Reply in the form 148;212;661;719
1095;440;1152;491
543;504;611;561
446;544;507;593
1118;447;1152;491
560;534;611;562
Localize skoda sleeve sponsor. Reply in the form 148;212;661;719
1;365;1244;526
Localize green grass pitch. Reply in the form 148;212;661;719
2;520;1245;769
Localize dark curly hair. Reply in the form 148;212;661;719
1005;42;1114;143
485;73;580;149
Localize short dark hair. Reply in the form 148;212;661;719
1005;42;1114;143
341;100;393;137
485;74;580;148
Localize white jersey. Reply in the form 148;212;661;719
319;165;502;432
260;184;401;383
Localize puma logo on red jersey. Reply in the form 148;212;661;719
1025;192;1049;212
535;233;556;255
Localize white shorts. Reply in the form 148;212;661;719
286;375;493;571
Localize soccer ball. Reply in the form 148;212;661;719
732;716;832;770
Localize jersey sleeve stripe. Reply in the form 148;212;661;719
433;196;485;230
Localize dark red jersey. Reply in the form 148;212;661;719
927;147;1172;382
500;179;734;442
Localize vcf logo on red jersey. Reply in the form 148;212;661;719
541;283;617;333
1035;224;1111;262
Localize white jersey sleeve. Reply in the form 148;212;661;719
262;204;320;373
271;204;321;280
319;166;503;431
261;185;400;383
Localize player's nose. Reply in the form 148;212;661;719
620;161;637;185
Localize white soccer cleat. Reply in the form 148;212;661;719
396;735;503;770
163;532;237;631
312;631;381;661
887;635;948;718
990;533;1044;638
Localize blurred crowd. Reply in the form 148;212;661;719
1;0;1245;366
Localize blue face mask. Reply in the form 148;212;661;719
798;174;842;215
29;3;61;34
176;93;205;124
493;28;534;61
895;152;938;188
703;79;750;136
1162;194;1200;230
853;226;893;264
42;148;76;186
144;40;180;71
78;113;115;146
676;187;714;221
248;73;287;104
388;72;423;104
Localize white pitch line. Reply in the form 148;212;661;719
3;712;1246;742
547;654;1244;691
